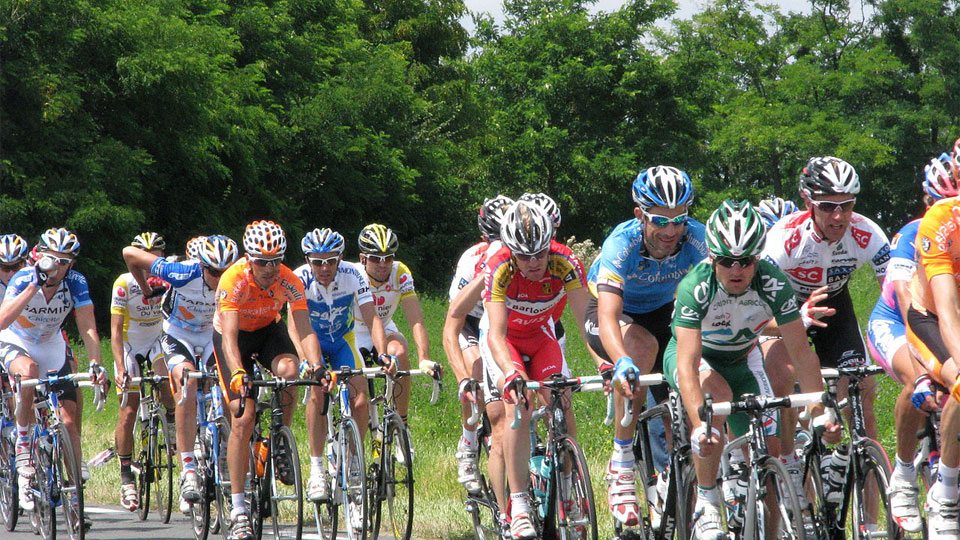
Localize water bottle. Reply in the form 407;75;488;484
372;429;383;460
253;437;268;477
648;467;670;530
722;462;748;530
822;443;849;505
325;435;337;476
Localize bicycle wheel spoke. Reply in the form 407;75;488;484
852;441;897;540
268;426;303;540
384;418;413;540
757;455;804;540
342;419;368;540
554;436;597;540
55;429;84;540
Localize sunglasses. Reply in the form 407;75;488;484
309;256;340;267
364;254;394;264
250;257;283;267
204;266;225;277
42;256;74;266
714;255;757;269
810;198;856;213
514;249;549;262
644;211;688;227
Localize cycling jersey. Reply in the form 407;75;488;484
867;219;918;378
910;198;960;316
150;258;217;333
761;211;890;298
1;268;92;344
482;245;587;338
111;272;164;350
672;260;801;362
589;218;708;314
293;261;372;343
355;260;416;330
215;258;308;333
449;242;489;319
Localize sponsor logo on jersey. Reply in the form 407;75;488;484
712;319;731;327
541;282;552;295
827;265;856;284
679;306;699;320
872;245;891;267
116;287;126;298
785;267;823;283
761;276;785;294
891;233;901;250
399;274;408;285
781;296;799;314
851;227;872;249
784;228;803;256
693;283;710;305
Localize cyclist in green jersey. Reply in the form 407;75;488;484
664;200;839;540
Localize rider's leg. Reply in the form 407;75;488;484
386;334;411;418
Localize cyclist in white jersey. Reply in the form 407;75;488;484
123;234;239;509
0;228;105;512
111;232;171;511
445;195;513;498
354;224;433;428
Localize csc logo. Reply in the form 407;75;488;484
786;267;823;283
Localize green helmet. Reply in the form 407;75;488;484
705;200;767;258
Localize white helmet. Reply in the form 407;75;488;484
799;156;861;198
243;220;287;257
198;235;239;270
500;201;554;256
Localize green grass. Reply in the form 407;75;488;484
75;270;899;539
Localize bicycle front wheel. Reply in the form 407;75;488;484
851;440;896;540
190;432;212;540
0;423;19;531
32;436;57;540
799;442;832;540
341;418;367;540
133;413;151;521
553;435;597;540
55;428;84;540
213;418;232;540
269;426;303;540
750;455;804;540
382;416;413;540
154;410;175;523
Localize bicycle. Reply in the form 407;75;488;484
365;364;442;540
14;369;105;540
508;372;617;540
459;379;507;540
237;368;326;540
1;364;19;531
617;376;696;540
122;354;176;523
700;390;826;540
796;365;896;540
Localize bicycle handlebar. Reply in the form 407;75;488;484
699;391;827;420
511;374;621;430
460;379;483;427
621;373;664;428
14;372;104;417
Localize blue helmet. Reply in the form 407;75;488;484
198;235;239;270
301;228;345;255
632;166;694;211
0;234;29;264
38;228;81;256
755;197;799;228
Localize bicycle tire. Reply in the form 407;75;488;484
268;425;303;540
851;440;897;540
133;412;151;521
341;417;368;540
799;441;832;540
154;409;175;524
213;418;232;540
32;434;57;540
383;416;414;540
190;428;212;540
314;496;338;540
0;424;19;531
553;435;597;540
249;441;267;540
468;474;502;540
749;455;804;540
55;428;84;540
672;456;696;540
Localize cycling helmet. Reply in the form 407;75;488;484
798;156;860;198
500;201;554;256
755;197;799;228
0;234;29;264
705;200;767;258
132;232;166;251
185;236;207;260
632;166;694;211
38;228;80;256
243;220;287;257
478;195;515;240
358;224;399;255
518;193;562;230
198;235;239;270
923;153;960;201
301;228;345;255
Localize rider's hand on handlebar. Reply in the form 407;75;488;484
612;356;640;398
911;375;937;414
418;360;442;378
458;378;478;403
230;368;248;396
597;361;615;392
502;370;526;405
377;353;398;375
89;362;108;387
811;406;842;444
690;424;722;458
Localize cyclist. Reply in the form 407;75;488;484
0;234;30;297
481;201;590;540
185;236;206;261
755;197;799;228
123;233;239;511
760;156;889;515
0;228;106;512
866;153;957;535
444;195;513;501
214;220;327;540
288;227;393;510
667;200;839;540
584;165;707;526
111;232;170;511
904;159;960;540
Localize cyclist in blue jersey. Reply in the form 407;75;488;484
0;228;105;512
866;154;958;534
582;166;707;526
123;234;240;510
755;197;799;229
288;228;393;506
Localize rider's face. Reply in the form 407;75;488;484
805;194;856;243
636;205;688;258
713;256;757;295
39;250;75;286
307;253;341;286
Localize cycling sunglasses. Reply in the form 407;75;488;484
714;255;757;269
810;198;856;214
250;257;283;267
643;211;688;227
204;266;225;277
42;256;74;266
364;254;394;264
514;249;549;262
309;256;340;267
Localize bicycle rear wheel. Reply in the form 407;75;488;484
799;442;833;540
32;436;57;540
154;411;175;523
213;418;232;540
190;433;212;540
268;426;303;540
752;455;803;540
341;418;367;540
553;435;597;540
851;440;896;540
0;423;19;531
55;428;84;540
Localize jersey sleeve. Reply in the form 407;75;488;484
395;262;417;300
594;233;628;295
556;253;587;293
216;265;245;314
917;203;958;280
886;221;919;283
864;221;891;279
110;275;129;315
350;265;374;306
483;258;511;303
759;220;789;269
279;266;308;312
151;258;203;287
64;271;93;308
4;269;33;301
672;268;709;330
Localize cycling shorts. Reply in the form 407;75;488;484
320;332;364;371
458;315;481;350
213;320;298;403
663;342;777;438
583;296;670;402
806;287;868;369
866;316;907;384
0;328;69;375
115;338;164;395
479;323;570;404
354;320;401;353
906;307;951;385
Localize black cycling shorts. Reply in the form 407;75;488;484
806;286;868;369
907;307;951;365
213;320;298;403
459;315;481;349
